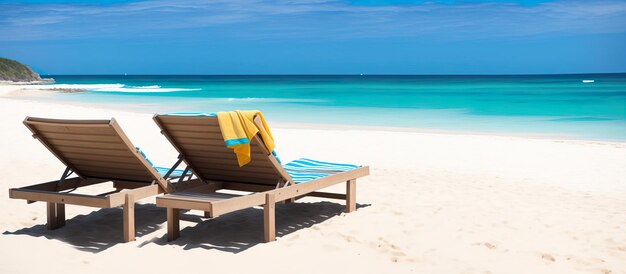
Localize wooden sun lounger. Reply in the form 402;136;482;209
8;117;203;242
153;114;369;242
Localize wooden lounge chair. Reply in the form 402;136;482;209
153;114;370;242
8;117;203;242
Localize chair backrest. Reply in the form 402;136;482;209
24;117;172;192
153;114;291;186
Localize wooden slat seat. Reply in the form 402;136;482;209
24;118;165;184
154;115;285;186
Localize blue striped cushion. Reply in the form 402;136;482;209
154;166;186;178
162;112;216;116
283;158;360;184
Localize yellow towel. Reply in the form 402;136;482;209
216;110;276;166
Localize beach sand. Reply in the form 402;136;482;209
0;94;625;274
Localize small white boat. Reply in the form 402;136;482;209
582;80;594;83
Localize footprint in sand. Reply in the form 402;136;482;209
483;242;496;249
392;251;406;257
370;238;407;262
339;233;359;243
569;257;605;266
541;254;556;262
472;242;497;250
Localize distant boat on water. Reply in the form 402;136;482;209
582;80;594;83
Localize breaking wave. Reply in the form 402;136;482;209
32;84;200;93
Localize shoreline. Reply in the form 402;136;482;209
0;79;55;85
269;121;626;144
1;87;624;144
0;83;86;95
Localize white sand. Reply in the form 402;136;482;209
0;94;625;274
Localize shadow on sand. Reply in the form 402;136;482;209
3;203;166;253
145;201;370;253
3;201;370;254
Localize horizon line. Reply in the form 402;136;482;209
41;72;626;77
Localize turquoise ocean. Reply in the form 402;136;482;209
38;74;626;141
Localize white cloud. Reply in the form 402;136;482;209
0;0;625;41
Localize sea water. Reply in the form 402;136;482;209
35;74;626;141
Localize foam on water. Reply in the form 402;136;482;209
20;84;124;90
92;85;200;92
27;83;200;93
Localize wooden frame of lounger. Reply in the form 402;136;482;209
8;117;203;242
153;114;369;242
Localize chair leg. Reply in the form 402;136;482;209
46;202;59;230
346;179;356;213
56;203;65;227
46;202;65;230
167;208;180;241
123;194;135;242
264;193;276;242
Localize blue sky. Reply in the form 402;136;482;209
0;0;625;74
